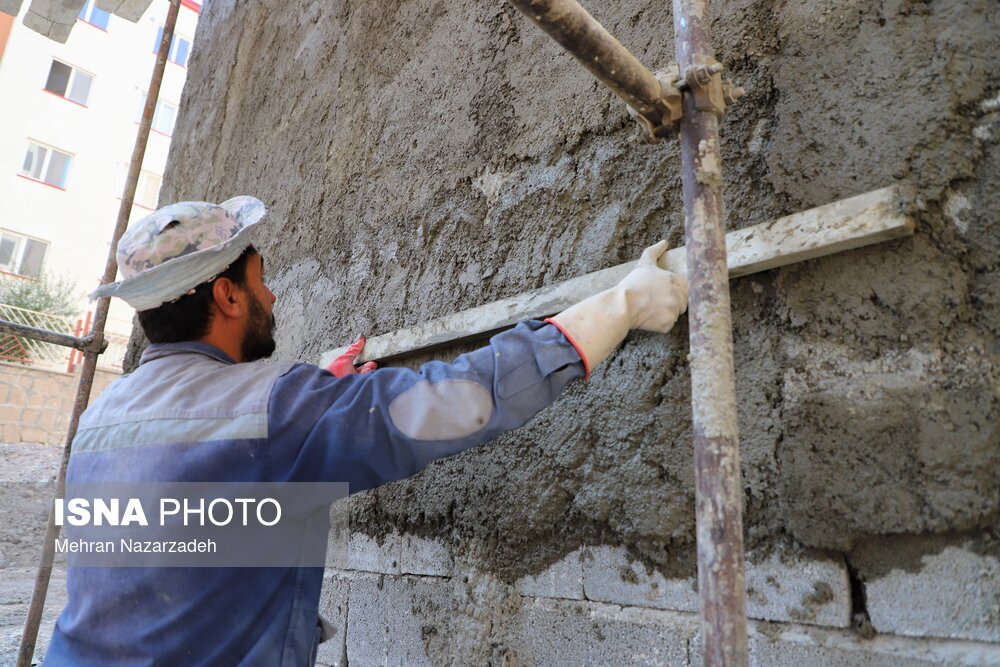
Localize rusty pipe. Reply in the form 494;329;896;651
0;319;106;352
672;0;749;665
506;0;673;126
14;2;182;664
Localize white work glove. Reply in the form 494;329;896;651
547;240;688;376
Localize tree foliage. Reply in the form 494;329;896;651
0;272;80;319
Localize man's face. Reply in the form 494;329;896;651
240;253;277;362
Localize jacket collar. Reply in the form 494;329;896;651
139;341;238;366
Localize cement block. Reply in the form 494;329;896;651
506;597;697;666
582;545;700;613
1;424;20;443
329;531;401;575
863;541;1000;642
728;621;1000;667
514;548;584;600
95;0;152;22
315;573;349;667
0;0;23;18
346;573;448;667
400;534;452;577
745;549;851;628
24;0;78;42
582;545;851;628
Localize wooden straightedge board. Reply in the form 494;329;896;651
319;186;914;366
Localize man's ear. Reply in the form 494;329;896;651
211;278;245;320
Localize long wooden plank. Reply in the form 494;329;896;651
319;186;914;366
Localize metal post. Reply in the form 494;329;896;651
672;0;748;664
15;1;181;663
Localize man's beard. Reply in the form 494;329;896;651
241;294;276;362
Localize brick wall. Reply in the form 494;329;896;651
0;362;119;444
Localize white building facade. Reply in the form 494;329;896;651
0;0;200;339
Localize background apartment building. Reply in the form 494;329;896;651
0;0;200;351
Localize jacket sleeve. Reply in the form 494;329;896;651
266;320;585;490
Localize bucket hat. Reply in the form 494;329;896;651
89;196;266;311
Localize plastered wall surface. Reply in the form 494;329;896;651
127;0;999;663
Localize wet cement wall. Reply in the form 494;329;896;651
129;0;999;663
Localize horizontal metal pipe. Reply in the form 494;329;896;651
0;319;98;351
507;0;666;119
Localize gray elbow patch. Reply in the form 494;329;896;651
388;379;494;441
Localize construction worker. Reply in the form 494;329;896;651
45;196;687;665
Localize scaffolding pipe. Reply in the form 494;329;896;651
506;0;671;124
15;1;182;664
0;319;103;352
673;0;749;664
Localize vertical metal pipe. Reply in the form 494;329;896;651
672;0;749;665
15;2;181;664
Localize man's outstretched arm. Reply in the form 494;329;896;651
267;241;687;490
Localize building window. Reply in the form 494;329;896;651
137;93;178;135
0;231;48;279
20;141;72;189
135;170;162;209
78;0;111;30
43;59;94;106
153;27;192;67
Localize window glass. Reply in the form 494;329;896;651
79;1;110;29
21;146;37;175
20;239;47;279
21;144;47;180
136;171;162;209
154;27;192;66
0;234;48;278
44;61;71;97
89;5;110;29
67;70;93;105
174;38;190;67
45;151;71;188
153;101;177;135
21;142;71;188
0;237;16;268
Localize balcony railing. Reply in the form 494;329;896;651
0;303;75;368
0;303;128;372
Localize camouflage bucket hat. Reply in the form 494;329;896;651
89;196;266;311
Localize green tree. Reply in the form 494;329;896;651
0;273;80;365
0;272;80;319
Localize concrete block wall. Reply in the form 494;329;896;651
317;532;1000;666
0;363;118;444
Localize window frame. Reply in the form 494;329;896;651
19;140;73;190
42;58;95;107
0;229;49;280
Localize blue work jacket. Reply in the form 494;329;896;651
44;320;583;666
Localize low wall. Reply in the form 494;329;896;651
0;362;119;444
